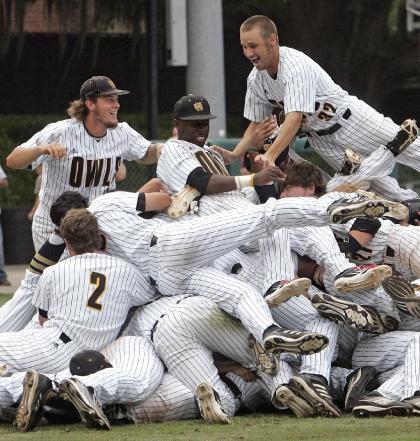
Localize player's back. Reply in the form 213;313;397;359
37;252;153;350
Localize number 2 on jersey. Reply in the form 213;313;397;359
87;272;107;311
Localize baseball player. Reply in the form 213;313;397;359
0;208;157;374
86;185;403;354
6;76;160;251
0;192;90;332
218;15;420;197
157;95;397;299
350;330;420;417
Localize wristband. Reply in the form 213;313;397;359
234;173;255;189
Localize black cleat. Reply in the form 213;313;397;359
383;275;420;318
311;292;374;332
15;370;54;432
263;326;329;355
328;197;408;224
275;384;317;417
386;119;418;156
360;305;399;334
353;392;413;417
344;367;378;412
288;374;342;418
59;378;111;430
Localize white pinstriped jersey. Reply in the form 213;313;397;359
21;119;150;249
32;252;155;350
244;47;349;131
157;139;253;215
88;191;168;274
123;295;189;341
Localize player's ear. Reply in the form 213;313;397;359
85;99;96;111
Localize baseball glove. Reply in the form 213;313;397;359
166;185;201;218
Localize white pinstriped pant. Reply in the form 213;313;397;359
213;248;340;382
327;145;418;201
352;331;420;400
149;196;335;344
308;95;420;174
53;336;164;406
0;326;81;374
153;296;295;416
0;270;38;332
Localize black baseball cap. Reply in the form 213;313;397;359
174;95;217;120
80;76;130;100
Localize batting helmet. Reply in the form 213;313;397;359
69;350;112;376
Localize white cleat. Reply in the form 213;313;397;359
265;278;311;307
195;383;231;424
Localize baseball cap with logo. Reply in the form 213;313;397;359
174;95;217;120
80;76;130;100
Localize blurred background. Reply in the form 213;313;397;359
1;0;420;263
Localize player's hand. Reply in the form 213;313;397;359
212;145;238;165
414;210;420;226
231;365;257;382
41;143;67;160
254;151;276;167
251;116;278;147
254;165;286;185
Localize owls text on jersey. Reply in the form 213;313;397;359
22;118;151;217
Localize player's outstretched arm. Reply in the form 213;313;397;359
135;143;164;165
255;111;302;167
143;192;172;212
215;117;277;164
6;144;66;169
204;165;285;194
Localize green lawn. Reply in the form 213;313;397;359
0;294;10;306
2;414;420;441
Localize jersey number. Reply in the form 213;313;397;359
87;272;107;311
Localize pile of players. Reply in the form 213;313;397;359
1;14;420;432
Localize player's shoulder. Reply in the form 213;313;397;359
36;118;75;136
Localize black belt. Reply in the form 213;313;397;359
59;332;71;344
313;108;352;137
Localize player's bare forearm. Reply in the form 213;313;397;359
135;143;163;165
138;177;167;193
6;144;66;169
349;230;374;247
206;175;239;193
258;112;302;166
232;121;261;159
144;192;172;212
214;359;257;382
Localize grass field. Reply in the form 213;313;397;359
1;296;420;440
2;414;420;441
